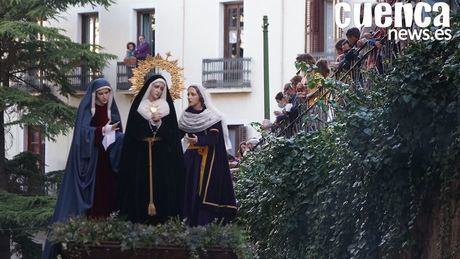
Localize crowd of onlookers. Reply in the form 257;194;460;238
259;53;331;134
335;5;385;74
262;19;385;135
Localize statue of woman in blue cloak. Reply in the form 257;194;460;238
42;78;124;259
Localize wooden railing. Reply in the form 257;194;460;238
202;58;251;89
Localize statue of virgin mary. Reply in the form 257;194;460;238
118;74;186;225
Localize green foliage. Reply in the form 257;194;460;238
236;13;460;259
0;0;116;140
5;151;64;195
5;151;44;194
49;215;254;259
0;88;76;140
0;191;56;258
0;0;113;21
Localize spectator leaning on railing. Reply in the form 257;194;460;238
335;39;346;58
336;27;362;71
134;35;150;61
274;92;293;125
290;75;305;98
296;53;317;77
283;83;299;121
124;42;137;68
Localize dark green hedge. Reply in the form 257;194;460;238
236;14;460;259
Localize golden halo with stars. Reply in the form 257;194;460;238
129;52;184;100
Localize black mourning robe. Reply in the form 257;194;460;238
181;107;237;226
118;75;185;225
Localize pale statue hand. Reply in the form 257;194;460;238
110;121;120;131
185;134;198;144
151;112;161;122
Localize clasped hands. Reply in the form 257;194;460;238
184;133;198;144
151;111;162;122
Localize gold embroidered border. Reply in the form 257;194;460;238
187;145;209;195
188;143;237;210
202;148;237;210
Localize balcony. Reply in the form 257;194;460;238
12;68;101;93
67;66;103;92
202;58;251;91
116;61;134;91
116;61;159;92
11;70;45;93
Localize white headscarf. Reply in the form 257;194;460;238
137;78;170;121
91;85;113;120
178;84;232;151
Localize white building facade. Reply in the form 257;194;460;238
6;0;342;173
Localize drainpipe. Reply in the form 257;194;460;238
262;15;270;120
281;0;285;95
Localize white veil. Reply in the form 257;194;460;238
181;84;232;151
137;78;170;120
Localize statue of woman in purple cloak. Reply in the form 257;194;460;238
178;84;237;226
42;78;123;259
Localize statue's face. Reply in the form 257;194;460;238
95;88;110;105
149;81;165;100
187;87;201;108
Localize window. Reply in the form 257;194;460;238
81;13;99;52
228;125;247;156
224;3;244;58
24;126;45;173
305;0;325;53
80;13;99;89
137;9;155;56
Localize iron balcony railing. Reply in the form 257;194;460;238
12;68;102;93
202;58;251;89
116;61;134;90
310;52;337;64
67;66;103;91
116;61;160;91
273;31;409;139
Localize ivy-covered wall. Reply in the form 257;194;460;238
236;13;460;259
